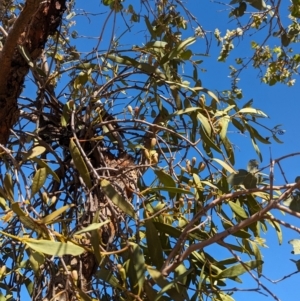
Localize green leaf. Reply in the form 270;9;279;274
100;179;136;218
74;220;110;234
228;201;248;219
155;170;176;198
248;240;263;276
95;269;123;289
25;239;85;256
4;173;14;202
32;157;60;182
40;204;75;225
193;173;203;190
197;112;211;136
22;146;46;163
69;139;92;189
128;243;146;296
212;158;236;174
216;260;263;279
145;220;164;269
147;266;185;301
61;100;74;127
269;219;282;245
31;168;47;196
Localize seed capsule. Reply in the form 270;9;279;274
150;138;157;148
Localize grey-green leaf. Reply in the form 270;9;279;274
100;179;136;218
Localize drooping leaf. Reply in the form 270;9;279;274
31;168;47;196
248;240;263;276
3;173;14;202
145;220;164;269
100;179;136;218
155;169;176;198
95;269;123;289
128;243;145;296
32;157;60;182
228;201;248;219
69;139;92;189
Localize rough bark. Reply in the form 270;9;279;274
0;0;67;144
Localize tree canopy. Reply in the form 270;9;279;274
0;0;299;301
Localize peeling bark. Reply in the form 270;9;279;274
0;0;67;144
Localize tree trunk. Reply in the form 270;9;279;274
0;0;67;144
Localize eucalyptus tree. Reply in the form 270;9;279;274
0;1;299;301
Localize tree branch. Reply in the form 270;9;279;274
161;182;300;276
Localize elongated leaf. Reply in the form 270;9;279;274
199;126;222;154
31;168;47;196
216;260;263;279
238;108;268;117
248;240;263;276
219;116;230;140
193;173;203;190
40;204;75;225
4;173;13;202
155;170;176;187
228;201;248;219
69;139;92;189
212;158;236;174
95;269;123;289
32;157;60;182
75;220;110;234
22;146;46;163
77;288;93;301
268;218;282;245
128;243;145;296
147;266;185;301
197;113;211;136
25;239;85;256
155;170;176;198
100;179;136;218
26;248;45;276
145;220;164;268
